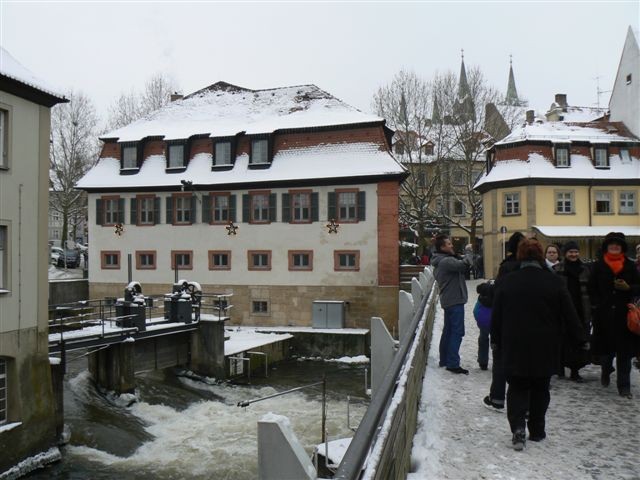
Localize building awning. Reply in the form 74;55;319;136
533;225;640;238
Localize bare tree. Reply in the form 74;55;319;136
50;91;99;247
433;66;504;250
373;70;456;251
106;73;178;130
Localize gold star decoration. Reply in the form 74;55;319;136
226;221;238;235
114;223;124;236
326;219;339;234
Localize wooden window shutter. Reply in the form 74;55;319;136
166;196;173;223
311;193;319;222
191;195;197;223
357;191;366;221
118;198;125;224
269;193;277;222
229;195;237;222
96;199;104;225
327;192;336;220
153;197;161;225
130;197;137;224
281;193;291;222
242;194;250;223
202;194;211;223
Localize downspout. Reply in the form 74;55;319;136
18;183;23;347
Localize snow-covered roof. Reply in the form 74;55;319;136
533;225;640;238
76;142;406;190
474;152;640;190
101;82;382;142
546;105;607;123
0;47;65;100
498;121;637;145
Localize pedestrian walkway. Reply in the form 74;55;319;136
409;279;640;480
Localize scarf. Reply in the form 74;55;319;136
603;252;625;275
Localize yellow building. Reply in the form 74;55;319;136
476;113;640;277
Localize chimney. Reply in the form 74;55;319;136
170;92;183;102
526;110;535;124
554;93;567;110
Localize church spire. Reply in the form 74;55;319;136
454;49;475;123
505;55;520;106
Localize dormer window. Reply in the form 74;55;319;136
594;146;609;168
251;139;269;164
620;148;631;164
167;143;185;169
555;146;570;167
122;144;138;169
214;141;232;166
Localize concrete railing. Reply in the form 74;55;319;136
335;268;439;480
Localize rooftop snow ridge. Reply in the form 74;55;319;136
0;46;66;99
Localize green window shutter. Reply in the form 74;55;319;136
282;193;290;222
311;193;319;222
166;196;173;224
202;194;211;223
153;197;160;225
229;195;237;222
130;198;137;224
357;191;366;221
242;194;250;223
191;195;197;223
328;192;336;221
118;198;125;224
269;193;277;222
96;199;103;225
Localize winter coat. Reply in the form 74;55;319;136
431;252;470;308
588;257;640;358
554;259;592;368
491;262;586;378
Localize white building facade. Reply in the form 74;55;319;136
78;82;406;329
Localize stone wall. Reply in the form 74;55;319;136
49;279;89;305
0;328;58;473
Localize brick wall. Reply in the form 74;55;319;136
377;180;399;286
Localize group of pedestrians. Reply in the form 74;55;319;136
431;231;640;452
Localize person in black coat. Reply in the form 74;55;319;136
482;231;525;412
553;241;592;381
588;232;640;398
491;238;586;450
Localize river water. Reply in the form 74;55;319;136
28;355;369;479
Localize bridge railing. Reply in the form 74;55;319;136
334;271;439;480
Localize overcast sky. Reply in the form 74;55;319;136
2;1;638;127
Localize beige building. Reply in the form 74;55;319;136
0;48;67;473
476;107;640;277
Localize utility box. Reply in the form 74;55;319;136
312;301;345;329
164;297;192;323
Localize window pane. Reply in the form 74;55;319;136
595;148;608;167
214;195;229;222
123;147;137;169
215;142;231;165
168;145;184;168
251;140;268;164
0;110;6;168
338;192;357;221
0;226;5;289
252;194;269;221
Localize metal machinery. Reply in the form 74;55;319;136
114;281;148;331
164;280;203;323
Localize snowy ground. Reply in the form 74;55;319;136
409;279;640;480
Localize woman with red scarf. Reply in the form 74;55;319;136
588;232;640;398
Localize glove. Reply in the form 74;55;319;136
614;279;630;291
580;342;590;351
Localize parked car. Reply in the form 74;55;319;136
51;247;80;268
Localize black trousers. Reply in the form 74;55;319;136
506;376;551;436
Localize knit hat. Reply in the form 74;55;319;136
563;241;580;255
601;231;627;253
